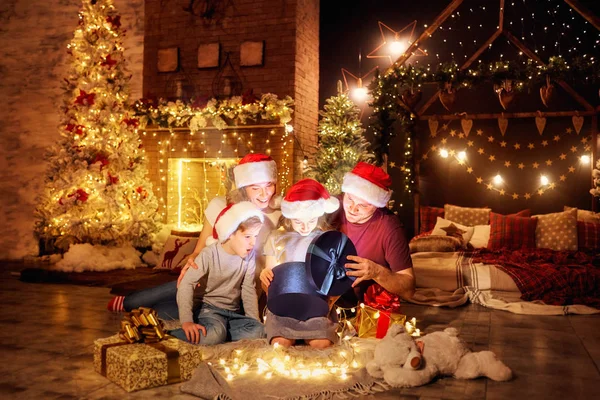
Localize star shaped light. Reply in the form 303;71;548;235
488;136;495;142
546;160;553;166
541;140;549;147
487;183;493;190
476;177;483;184
524;193;532;199
478;148;485;155
467;140;474;147
568;166;575;173
476;129;483;136
570;146;578;153
553;135;560;142
367;20;427;65
560;175;567;181
512;193;519;200
559;153;567;160
441;138;448;144
450;129;457;137
500;141;507;147
532;162;540;169
581;137;589;144
566;127;573;134
489;155;496;161
341;66;378;103
499;189;505;195
504;161;511;167
518;163;525;170
528;143;535;150
514;143;521;150
466;167;473;173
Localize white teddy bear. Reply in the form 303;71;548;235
366;324;512;387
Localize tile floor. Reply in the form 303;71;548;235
0;268;599;399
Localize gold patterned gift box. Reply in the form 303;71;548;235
93;334;203;392
354;304;406;339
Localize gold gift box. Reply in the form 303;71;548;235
93;334;203;392
355;305;406;339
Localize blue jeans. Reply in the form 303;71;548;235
123;280;179;320
169;303;265;346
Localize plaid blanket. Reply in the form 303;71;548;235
471;249;600;307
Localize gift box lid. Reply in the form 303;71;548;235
305;231;357;296
267;261;329;321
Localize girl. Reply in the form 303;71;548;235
107;153;281;319
173;201;265;345
259;179;340;348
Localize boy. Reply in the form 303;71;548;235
172;201;265;345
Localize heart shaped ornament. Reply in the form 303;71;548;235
461;118;473;137
572;115;584;135
498;117;509;136
498;88;515;110
539;84;555;108
535;116;546;135
438;89;456;111
428;119;439;137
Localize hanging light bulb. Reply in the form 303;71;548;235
389;33;408;58
457;151;467;160
439;148;449;158
580;155;590;164
493;174;503;185
540;175;550;186
352;78;368;102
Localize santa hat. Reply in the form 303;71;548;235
341;162;392;208
233;153;278;189
281;179;339;219
213;201;264;243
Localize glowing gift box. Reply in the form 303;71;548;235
354;304;406;339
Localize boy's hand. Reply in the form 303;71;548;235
182;321;206;344
177;257;199;288
259;268;274;290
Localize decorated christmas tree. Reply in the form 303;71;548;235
306;82;372;194
34;0;161;252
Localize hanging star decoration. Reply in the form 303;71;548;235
340;67;378;95
366;20;427;65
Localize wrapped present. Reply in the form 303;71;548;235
93;307;203;392
355;284;405;339
354;304;406;339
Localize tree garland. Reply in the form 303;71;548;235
133;93;294;132
368;56;600;201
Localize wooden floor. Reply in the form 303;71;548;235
0;266;599;399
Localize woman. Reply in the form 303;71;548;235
107;153;281;319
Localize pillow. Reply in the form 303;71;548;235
469;225;491;249
509;209;531;217
409;235;463;253
156;234;200;270
577;221;600;252
533;209;578;251
444;204;491;226
432;217;475;245
419;206;444;233
488;212;538;250
564;206;600;223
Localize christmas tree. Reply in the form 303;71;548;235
306;83;372;194
34;0;161;252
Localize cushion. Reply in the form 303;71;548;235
431;217;475;245
419;206;444;233
409;235;463;253
488;212;538;250
577;221;600;252
156;234;200;270
444;204;491;226
533;209;578;251
509;209;531;217
469;225;491;249
564;206;600;223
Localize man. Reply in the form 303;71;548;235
334;162;415;302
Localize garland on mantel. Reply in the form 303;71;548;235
133;93;294;131
368;56;600;201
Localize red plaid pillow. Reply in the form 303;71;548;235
488;212;538;250
509;209;531;217
577;221;600;252
419;206;444;233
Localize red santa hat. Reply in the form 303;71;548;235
341;162;392;208
281;179;339;219
212;201;264;243
233;153;278;189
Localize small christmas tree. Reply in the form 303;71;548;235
34;0;161;252
306;82;373;194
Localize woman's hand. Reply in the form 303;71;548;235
182;321;206;344
177;257;199;288
259;268;274;290
345;255;383;287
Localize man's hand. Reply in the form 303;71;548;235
182;321;206;344
345;255;383;287
177;257;199;288
259;268;274;291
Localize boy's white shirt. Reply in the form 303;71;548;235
176;242;259;323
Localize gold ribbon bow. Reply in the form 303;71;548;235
119;307;169;344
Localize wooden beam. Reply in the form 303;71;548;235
420;110;598;120
565;0;600;31
499;0;505;31
504;31;595;111
390;0;464;69
461;29;502;70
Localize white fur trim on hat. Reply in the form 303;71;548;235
233;160;277;188
342;172;392;208
215;202;264;242
281;197;340;219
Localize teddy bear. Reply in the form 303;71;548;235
366;324;512;387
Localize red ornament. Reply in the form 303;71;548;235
66;124;85;135
106;15;121;29
122;118;139;127
108;174;119;184
75;90;95;106
68;189;89;203
92;154;109;169
241;89;257;105
101;55;117;68
135;186;148;199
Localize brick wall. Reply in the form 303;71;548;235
0;0;144;260
143;0;319;182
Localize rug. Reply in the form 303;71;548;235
180;338;389;400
